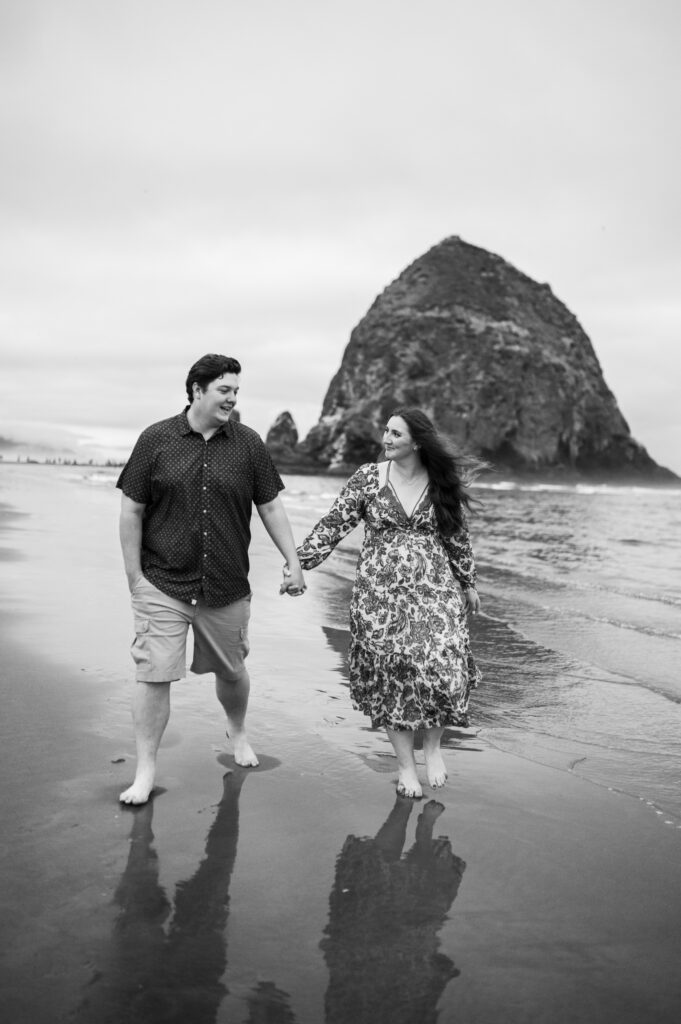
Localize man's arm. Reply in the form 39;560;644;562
256;496;305;595
119;493;147;592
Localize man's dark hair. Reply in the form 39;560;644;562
185;354;242;403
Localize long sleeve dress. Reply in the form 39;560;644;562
296;463;481;731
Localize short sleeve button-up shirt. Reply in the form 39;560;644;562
117;411;284;606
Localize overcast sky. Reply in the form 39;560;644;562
1;0;680;472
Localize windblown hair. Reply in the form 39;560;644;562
185;354;242;403
390;407;477;536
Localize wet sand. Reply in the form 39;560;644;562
1;464;681;1024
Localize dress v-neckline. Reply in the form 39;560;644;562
385;461;429;521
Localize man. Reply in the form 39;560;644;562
117;354;305;805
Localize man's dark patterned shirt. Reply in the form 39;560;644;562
116;411;283;607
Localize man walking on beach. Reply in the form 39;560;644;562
116;353;305;805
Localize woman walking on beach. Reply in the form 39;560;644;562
294;408;481;798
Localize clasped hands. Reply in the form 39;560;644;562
280;562;306;597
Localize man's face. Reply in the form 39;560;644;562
193;373;240;427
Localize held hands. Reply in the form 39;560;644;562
280;562;307;597
463;586;481;617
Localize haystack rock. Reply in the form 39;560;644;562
291;237;673;478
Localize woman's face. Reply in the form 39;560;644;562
382;416;415;461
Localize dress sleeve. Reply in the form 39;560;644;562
442;516;478;589
297;467;370;569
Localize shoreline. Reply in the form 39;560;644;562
1;464;681;1022
2;456;680;488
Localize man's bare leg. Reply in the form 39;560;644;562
216;669;258;767
119;681;171;805
422;726;447;788
386;727;422;798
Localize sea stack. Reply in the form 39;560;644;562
264;410;303;469
294;237;673;478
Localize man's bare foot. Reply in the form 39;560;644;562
396;768;423;799
229;732;259;768
424;750;448;789
119;767;155;805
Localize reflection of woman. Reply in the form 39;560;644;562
321;797;466;1023
296;408;481;798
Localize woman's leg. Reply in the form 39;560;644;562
386;727;422;798
422;726;447;788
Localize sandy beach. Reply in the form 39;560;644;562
1;463;681;1024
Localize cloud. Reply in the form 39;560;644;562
1;0;680;471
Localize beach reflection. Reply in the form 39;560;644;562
74;770;296;1024
321;796;466;1024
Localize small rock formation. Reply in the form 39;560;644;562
265;411;305;469
290;236;673;478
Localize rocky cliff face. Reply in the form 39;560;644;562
292;237;672;478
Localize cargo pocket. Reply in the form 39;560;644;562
130;618;151;670
221;626;249;658
239;625;250;659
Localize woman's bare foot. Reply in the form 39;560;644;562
396;768;423;799
119;766;156;805
387;727;422;798
424;749;448;789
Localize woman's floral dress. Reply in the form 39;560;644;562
297;463;480;731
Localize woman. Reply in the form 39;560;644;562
294;407;481;799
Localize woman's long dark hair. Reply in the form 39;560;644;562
390;407;477;536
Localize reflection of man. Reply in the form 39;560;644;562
117;354;305;805
74;770;298;1023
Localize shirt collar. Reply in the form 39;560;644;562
178;408;234;438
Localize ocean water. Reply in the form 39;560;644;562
278;473;681;828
